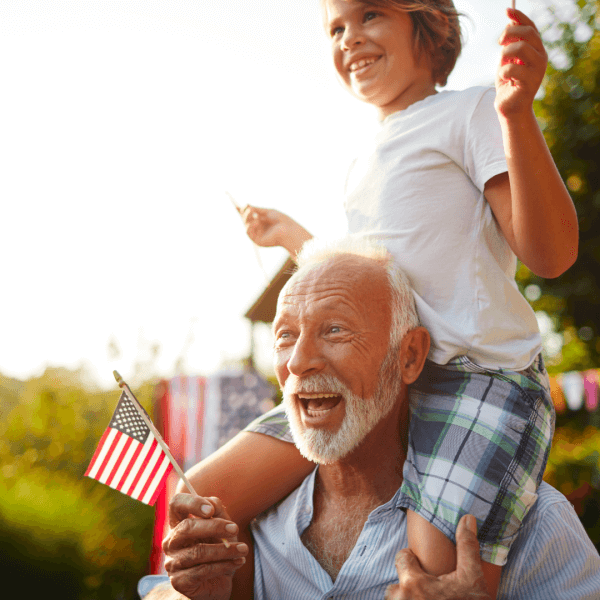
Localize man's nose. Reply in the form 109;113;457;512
286;334;326;378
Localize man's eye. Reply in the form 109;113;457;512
329;326;341;334
364;11;378;22
276;331;297;344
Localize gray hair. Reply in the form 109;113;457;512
293;236;420;348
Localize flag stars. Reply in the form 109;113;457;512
109;393;150;443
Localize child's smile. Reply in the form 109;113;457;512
324;0;437;119
348;55;380;75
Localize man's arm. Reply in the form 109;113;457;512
385;515;492;600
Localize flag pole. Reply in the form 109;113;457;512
113;371;231;547
113;371;197;496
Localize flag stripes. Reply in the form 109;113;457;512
85;391;173;506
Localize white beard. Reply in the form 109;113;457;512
283;348;402;464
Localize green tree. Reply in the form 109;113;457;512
518;0;600;372
0;368;158;600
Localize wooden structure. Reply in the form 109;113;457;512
244;257;296;365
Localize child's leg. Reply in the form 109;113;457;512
402;356;553;600
178;431;314;528
407;510;502;599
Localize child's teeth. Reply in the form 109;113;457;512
352;58;375;71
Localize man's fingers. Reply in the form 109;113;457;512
168;493;218;527
392;549;446;599
394;547;422;576
165;541;248;572
169;560;242;597
173;558;243;580
169;494;232;528
455;515;483;574
165;517;239;551
203;496;230;519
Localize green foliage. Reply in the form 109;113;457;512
520;0;600;370
544;425;600;549
0;368;157;600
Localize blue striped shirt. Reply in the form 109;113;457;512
139;474;600;599
251;469;600;600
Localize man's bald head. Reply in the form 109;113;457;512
281;236;419;346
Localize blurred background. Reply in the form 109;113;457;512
1;0;599;598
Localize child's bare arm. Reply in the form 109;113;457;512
176;431;314;528
485;8;578;279
239;205;313;261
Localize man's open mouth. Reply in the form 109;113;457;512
297;393;343;416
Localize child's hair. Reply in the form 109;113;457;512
324;0;463;87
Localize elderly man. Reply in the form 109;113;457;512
141;239;600;600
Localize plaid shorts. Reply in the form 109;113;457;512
401;354;554;565
244;354;554;566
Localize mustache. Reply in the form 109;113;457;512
283;373;350;397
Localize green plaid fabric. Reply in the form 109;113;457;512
244;403;292;442
244;355;554;566
400;354;554;565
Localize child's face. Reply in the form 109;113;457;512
323;0;436;118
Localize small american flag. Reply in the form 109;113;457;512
85;391;173;506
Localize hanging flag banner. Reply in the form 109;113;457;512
583;370;600;412
560;371;586;412
148;368;275;574
549;375;567;414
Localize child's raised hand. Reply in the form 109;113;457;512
239;205;313;258
240;205;293;247
495;8;548;119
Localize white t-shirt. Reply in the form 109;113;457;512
345;86;541;370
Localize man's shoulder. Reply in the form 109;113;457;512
535;481;570;509
521;481;577;534
500;481;600;600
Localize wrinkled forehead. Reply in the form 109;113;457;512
275;254;391;325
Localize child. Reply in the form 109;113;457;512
185;1;578;598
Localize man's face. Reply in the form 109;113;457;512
273;254;398;462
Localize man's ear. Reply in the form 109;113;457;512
399;327;430;385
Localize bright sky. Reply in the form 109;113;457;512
1;0;562;388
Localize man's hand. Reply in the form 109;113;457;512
385;515;492;600
495;8;548;119
162;493;249;600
